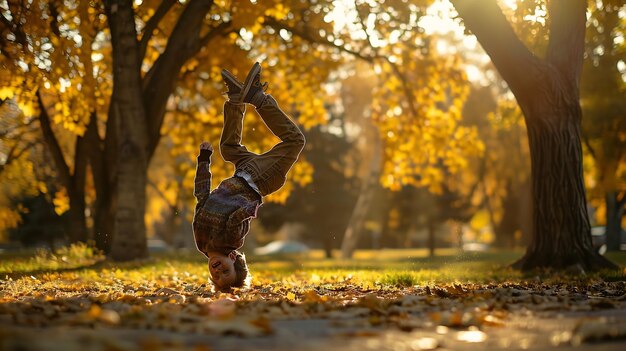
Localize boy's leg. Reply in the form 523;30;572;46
240;95;305;196
220;101;254;168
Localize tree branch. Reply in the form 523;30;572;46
265;16;378;63
618;191;626;208
267;16;422;120
138;0;177;60
197;20;232;48
546;0;587;85
450;0;543;98
583;136;597;161
0;116;36;139
48;0;62;36
1;10;27;45
141;0;218;160
385;57;420;121
148;180;178;213
37;91;72;188
0;141;35;175
0;11;13;28
84;112;107;194
73;132;88;193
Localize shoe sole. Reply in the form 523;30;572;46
240;63;261;104
221;69;243;98
221;69;243;87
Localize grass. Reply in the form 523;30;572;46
1;244;624;351
1;244;625;295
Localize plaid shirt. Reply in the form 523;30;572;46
192;149;262;256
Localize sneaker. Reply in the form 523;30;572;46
221;69;243;100
240;62;268;107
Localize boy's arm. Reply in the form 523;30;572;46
194;142;214;200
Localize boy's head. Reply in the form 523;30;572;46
208;250;249;292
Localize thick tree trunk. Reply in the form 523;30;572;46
519;180;533;247
66;191;87;243
605;192;625;252
109;139;148;261
105;0;149;261
86;135;115;253
512;94;616;270
93;191;114;252
452;0;618;271
84;111;116;253
68;131;89;243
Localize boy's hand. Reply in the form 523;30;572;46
200;141;214;152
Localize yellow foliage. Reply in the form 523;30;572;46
0;207;23;243
53;188;70;216
470;210;490;232
0;87;14;100
0;153;41;240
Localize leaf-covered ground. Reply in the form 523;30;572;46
1;245;626;350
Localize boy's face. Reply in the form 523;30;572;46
208;252;236;289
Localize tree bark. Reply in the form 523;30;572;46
105;0;149;261
452;0;617;271
66;190;87;243
606;192;626;251
66;135;88;243
519;180;533;247
513;87;615;270
84;112;115;253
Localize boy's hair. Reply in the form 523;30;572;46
211;250;251;292
232;250;250;288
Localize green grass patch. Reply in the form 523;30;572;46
0;247;624;295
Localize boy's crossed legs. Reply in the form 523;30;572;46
220;75;305;197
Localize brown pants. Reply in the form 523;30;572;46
220;95;305;196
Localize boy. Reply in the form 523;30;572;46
193;62;306;292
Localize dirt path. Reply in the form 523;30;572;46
2;308;626;350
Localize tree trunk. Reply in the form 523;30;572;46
93;190;114;252
512;94;616;270
84;111;116;254
452;0;618;271
605;192;625;252
427;220;436;257
518;180;533;247
323;237;333;259
340;123;382;259
68;131;89;243
105;0;149;261
66;191;87;243
340;182;375;258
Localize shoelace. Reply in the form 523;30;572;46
253;79;269;90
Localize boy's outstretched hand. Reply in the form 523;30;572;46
200;141;214;152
